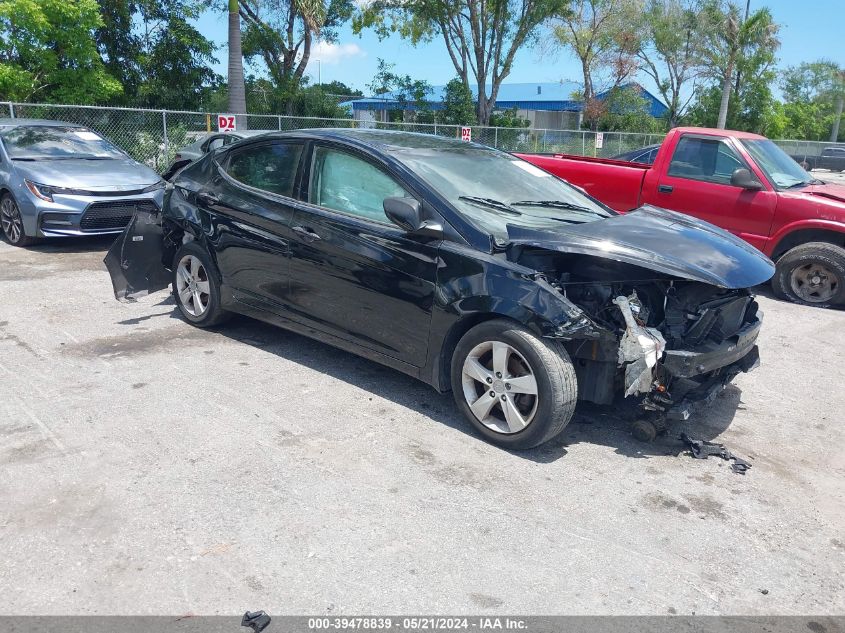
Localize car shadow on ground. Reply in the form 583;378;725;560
16;235;117;254
149;305;743;465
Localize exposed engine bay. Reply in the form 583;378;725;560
512;248;763;420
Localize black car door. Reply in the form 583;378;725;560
200;140;304;312
286;143;438;368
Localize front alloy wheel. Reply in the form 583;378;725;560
451;319;578;450
1;195;34;246
461;341;539;434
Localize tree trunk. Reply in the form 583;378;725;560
716;61;734;130
831;94;843;142
228;0;247;129
476;73;490;125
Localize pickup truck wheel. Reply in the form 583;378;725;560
772;242;845;307
450;319;577;450
172;242;232;327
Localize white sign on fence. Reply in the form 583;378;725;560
595;132;604;149
461;127;472;142
217;114;237;132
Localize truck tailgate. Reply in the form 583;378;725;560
515;153;650;213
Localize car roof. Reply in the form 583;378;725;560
253;128;489;152
0;118;86;128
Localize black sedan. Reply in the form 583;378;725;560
106;129;773;449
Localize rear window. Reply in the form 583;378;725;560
0;125;124;159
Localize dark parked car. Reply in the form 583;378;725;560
790;146;845;171
106;129;773;449
612;144;661;164
162;131;269;180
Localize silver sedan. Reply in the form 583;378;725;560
0;119;164;246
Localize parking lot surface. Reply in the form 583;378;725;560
1;232;843;615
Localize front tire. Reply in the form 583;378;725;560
1;194;37;246
771;242;845;307
172;241;231;327
450;319;578;450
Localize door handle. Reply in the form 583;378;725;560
197;192;219;206
658;185;673;194
292;225;321;242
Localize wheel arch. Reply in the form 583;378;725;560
770;227;845;261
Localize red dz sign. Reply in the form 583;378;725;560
461;127;472;142
217;114;237;132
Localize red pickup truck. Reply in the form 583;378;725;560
518;127;845;307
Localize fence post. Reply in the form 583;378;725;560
494;127;498;148
161;110;169;164
278;115;282;131
8;102;15;118
582;132;585;155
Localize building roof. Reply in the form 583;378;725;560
340;82;668;118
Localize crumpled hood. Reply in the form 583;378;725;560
506;205;775;289
13;158;161;191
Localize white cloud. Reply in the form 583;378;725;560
309;41;366;66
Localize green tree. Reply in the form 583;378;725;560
0;0;121;103
366;59;433;122
355;0;568;125
698;0;780;129
94;1;221;110
548;0;642;129
635;0;710;128
782;60;845;142
239;0;354;100
595;85;660;132
441;77;476;125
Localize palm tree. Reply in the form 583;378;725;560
227;0;247;127
711;2;778;129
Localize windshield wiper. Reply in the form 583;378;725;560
784;181;813;189
511;200;610;217
458;196;522;216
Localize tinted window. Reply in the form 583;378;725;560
309;147;409;223
0;125;124;159
668;136;747;185
225;142;302;197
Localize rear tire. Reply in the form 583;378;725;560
172;241;232;327
450;319;577;450
771;242;845;307
1;194;37;247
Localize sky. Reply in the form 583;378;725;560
195;0;845;99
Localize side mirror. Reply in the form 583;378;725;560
383;197;444;238
731;168;763;191
383;196;420;231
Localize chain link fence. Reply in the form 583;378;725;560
2;101;842;172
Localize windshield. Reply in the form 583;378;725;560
0;125;125;160
740;139;813;189
391;146;613;239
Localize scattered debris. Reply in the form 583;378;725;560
242;611;271;633
680;433;752;475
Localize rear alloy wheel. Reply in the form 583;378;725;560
451;319;577;450
172;242;231;327
1;195;36;246
772;242;845;307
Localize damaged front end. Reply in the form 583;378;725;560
505;209;773;424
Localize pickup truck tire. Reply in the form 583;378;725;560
172;241;232;327
451;319;577;450
772;242;845;307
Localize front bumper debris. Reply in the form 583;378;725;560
662;317;762;378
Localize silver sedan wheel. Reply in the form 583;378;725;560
1;197;24;243
175;255;211;317
461;340;539;434
790;262;839;304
